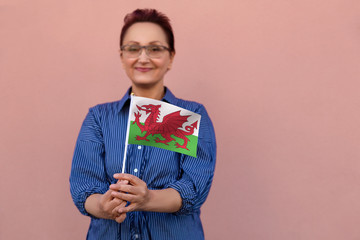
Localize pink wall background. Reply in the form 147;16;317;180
1;0;360;239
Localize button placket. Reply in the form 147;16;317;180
131;145;143;176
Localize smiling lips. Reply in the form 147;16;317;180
135;67;152;72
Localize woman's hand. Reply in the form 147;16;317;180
84;181;129;223
110;174;151;214
110;173;182;214
98;190;127;223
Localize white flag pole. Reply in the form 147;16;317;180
121;93;134;173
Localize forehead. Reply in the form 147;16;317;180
123;22;168;45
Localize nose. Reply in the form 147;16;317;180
138;48;150;63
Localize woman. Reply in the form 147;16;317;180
70;9;216;240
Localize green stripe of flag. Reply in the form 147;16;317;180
128;122;199;157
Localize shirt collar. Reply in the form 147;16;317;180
162;87;177;104
116;87;177;112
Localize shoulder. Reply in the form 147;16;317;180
85;100;125;125
165;88;205;113
172;97;206;114
89;100;123;115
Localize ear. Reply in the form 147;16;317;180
167;52;175;70
119;49;125;69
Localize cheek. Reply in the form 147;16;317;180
122;59;135;70
153;59;171;70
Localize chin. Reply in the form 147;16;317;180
131;77;162;85
131;80;160;88
132;80;155;85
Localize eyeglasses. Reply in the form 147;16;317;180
120;44;170;58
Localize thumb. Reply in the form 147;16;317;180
102;189;115;201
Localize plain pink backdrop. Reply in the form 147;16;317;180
1;0;360;239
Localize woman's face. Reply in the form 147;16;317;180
121;22;174;89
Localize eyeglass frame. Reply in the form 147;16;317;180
120;44;171;58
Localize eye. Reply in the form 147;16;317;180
147;46;163;52
127;45;141;52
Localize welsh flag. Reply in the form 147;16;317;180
124;95;201;158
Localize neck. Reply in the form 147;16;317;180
131;84;165;100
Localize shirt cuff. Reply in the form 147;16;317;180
72;185;109;216
165;180;197;215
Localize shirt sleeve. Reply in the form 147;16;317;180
165;104;217;215
69;107;109;216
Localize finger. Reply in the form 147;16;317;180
111;191;136;202
99;192;119;216
111;205;121;216
115;213;127;223
118;203;137;214
111;200;127;217
117;179;129;185
107;195;126;212
112;199;127;211
113;173;139;185
109;179;131;192
110;183;135;193
106;202;121;216
109;197;123;206
101;189;115;203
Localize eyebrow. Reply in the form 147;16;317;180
125;41;164;45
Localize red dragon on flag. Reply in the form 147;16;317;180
132;104;198;151
125;95;201;158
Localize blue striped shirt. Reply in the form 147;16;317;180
70;88;216;240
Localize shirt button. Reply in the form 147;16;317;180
134;168;138;173
134;234;139;239
138;146;142;150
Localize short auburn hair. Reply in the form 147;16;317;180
120;9;175;53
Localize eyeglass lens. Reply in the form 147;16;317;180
123;45;167;58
